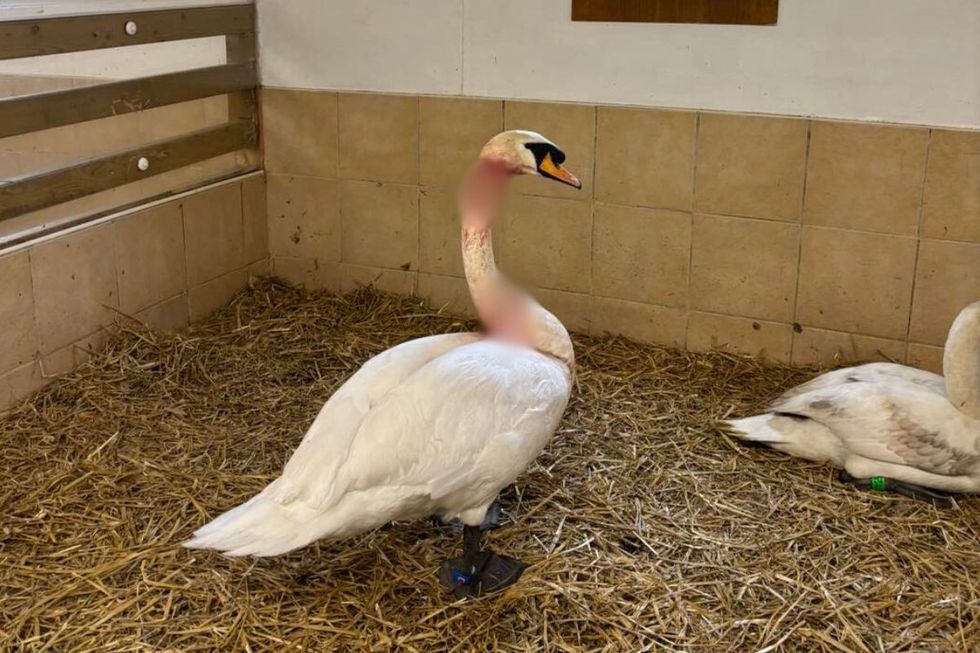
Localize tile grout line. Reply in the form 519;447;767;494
683;112;701;350
904;127;933;362
336;93;345;274
178;197;193;326
239;181;247;273
788;119;813;364
109;216;121;330
414;95;421;296
587;104;598;335
260;87;980;133
25;248;43;373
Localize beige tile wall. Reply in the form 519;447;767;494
0;176;268;412
262;88;979;373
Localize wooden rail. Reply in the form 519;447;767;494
0;63;255;140
0;4;259;230
0;122;256;222
0;5;254;60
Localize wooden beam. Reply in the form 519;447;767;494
571;0;779;25
0;121;256;222
0;4;254;60
0;63;255;140
225;7;258;134
225;5;259;169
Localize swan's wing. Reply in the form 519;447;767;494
337;340;572;506
186;339;572;556
776;363;946;402
771;380;979;475
267;332;482;507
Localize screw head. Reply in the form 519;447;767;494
137;157;150;172
125;21;138;36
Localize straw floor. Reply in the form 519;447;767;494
2;280;978;652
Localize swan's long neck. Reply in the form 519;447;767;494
460;163;574;367
944;302;980;420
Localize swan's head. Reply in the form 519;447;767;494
479;130;581;189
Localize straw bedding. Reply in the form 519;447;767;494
2;280;978;652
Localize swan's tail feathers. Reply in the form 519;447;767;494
183;491;317;558
183;487;421;558
718;413;843;465
717;414;787;445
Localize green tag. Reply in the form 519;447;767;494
870;476;887;492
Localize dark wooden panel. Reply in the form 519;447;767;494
572;0;779;25
0;63;255;140
0;121;256;222
0;4;254;60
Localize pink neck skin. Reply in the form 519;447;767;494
459;159;534;346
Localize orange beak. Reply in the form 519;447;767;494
538;152;581;189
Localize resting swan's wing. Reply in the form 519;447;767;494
776;363;946;403
265;332;482;507
771;380;979;475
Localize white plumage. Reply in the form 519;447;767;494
722;301;980;492
185;334;571;556
185;130;582;561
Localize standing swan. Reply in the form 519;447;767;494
185;131;582;596
721;301;980;503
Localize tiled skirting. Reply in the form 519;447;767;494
0;176;269;411
262;89;980;372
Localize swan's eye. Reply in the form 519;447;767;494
523;142;565;166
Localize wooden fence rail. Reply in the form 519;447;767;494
0;3;259;229
0;63;255;140
0;121;256;222
0;5;254;60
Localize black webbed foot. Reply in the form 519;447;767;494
438;551;526;598
837;470;957;508
437;524;526;598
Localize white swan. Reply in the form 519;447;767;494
721;301;980;501
185;130;583;596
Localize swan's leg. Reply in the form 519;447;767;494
480;498;503;530
438;524;526;598
433;498;504;532
837;468;958;508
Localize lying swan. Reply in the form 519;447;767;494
721;301;980;503
186;130;582;597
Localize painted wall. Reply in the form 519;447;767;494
0;0;246;78
257;0;980;129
